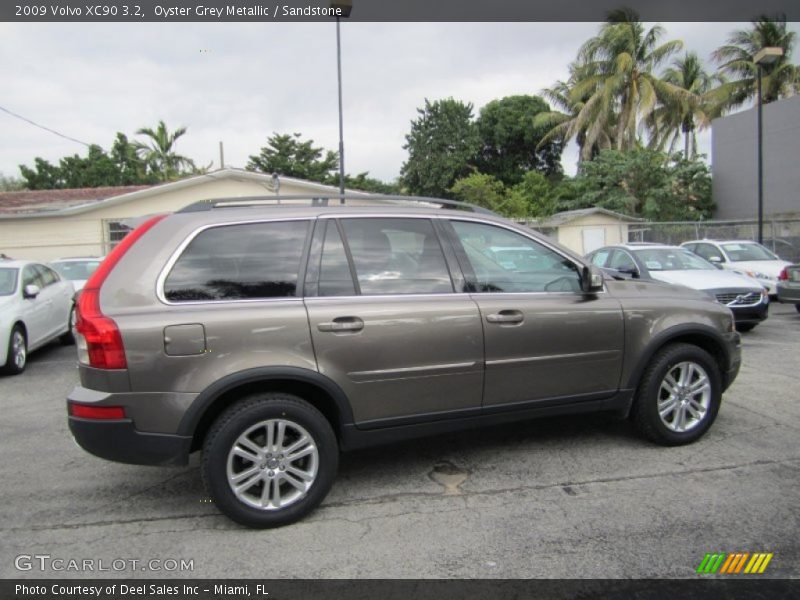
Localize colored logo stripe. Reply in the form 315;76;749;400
696;552;773;574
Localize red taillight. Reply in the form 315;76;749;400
778;267;789;281
69;403;126;420
75;214;166;369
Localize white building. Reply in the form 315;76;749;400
0;168;370;260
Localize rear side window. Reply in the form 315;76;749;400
164;220;309;302
340;218;453;295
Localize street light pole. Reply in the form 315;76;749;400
330;1;352;203
756;62;764;244
752;46;783;246
336;15;345;199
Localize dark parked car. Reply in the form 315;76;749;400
587;244;769;332
67;197;741;528
777;264;800;312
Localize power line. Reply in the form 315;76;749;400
0;104;93;148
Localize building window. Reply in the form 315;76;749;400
104;220;132;253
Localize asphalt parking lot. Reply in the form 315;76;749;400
1;304;798;579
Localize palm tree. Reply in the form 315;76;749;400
534;65;615;163
711;15;798;111
572;9;687;153
648;52;722;158
134;120;194;181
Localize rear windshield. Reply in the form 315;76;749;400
0;268;18;296
163;220;310;302
51;260;102;281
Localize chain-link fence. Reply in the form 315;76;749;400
628;218;800;263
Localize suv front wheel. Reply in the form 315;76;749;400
631;343;722;446
202;393;338;528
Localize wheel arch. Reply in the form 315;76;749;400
179;367;354;452
626;325;733;393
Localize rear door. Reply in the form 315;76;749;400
445;219;625;409
304;217;484;426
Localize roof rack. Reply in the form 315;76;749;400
177;194;498;216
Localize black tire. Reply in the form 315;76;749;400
59;306;76;345
1;325;27;376
631;343;722;446
202;392;338;528
736;322;757;332
795;303;800;314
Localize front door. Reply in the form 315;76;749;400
446;219;624;408
304;217;484;425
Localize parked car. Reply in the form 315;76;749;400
777;264;800;312
680;239;791;295
587;244;769;332
0;259;75;375
50;257;104;338
67;196;742;528
50;257;104;294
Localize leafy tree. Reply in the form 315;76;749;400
343;172;400;194
18;133;156;190
401;98;481;198
508;171;559;218
134;120;195;182
711;15;798;110
475;95;563;186
559;148;713;221
649;52;722;158
247;132;338;184
449;172;526;217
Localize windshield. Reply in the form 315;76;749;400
633;248;714;271
51;260;102;281
0;268;18;296
720;243;779;261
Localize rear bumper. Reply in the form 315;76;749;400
722;331;742;392
777;284;800;304
69;417;191;465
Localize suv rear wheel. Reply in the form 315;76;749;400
631;343;721;446
202;392;338;528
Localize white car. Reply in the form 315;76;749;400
49;256;104;294
0;259;75;375
681;239;791;295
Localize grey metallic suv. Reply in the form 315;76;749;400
67;196;741;528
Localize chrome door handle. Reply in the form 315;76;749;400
486;310;524;324
317;317;364;332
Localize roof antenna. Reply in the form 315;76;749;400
218;141;224;169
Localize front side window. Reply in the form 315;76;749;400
451;220;581;293
693;243;724;262
22;265;44;290
608;250;637;272
34;264;59;287
340;218;453;295
164;220;309;302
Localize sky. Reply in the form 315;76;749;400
0;21;797;184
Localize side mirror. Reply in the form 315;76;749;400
617;267;640;279
708;255;723;264
581;265;604;294
23;284;41;299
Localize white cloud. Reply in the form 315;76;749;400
0;21;796;183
